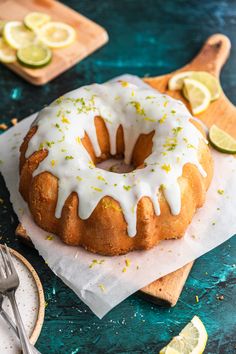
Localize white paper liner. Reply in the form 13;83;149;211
0;75;235;319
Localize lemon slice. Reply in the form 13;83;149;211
191;72;221;101
183;78;211;115
168;71;194;90
0;20;6;35
3;21;36;49
160;316;208;354
24;12;51;31
39;22;76;48
209;124;236;154
169;71;221;101
0;37;16;63
17;44;52;68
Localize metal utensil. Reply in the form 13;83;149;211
0;293;41;354
0;244;39;354
0;292;18;335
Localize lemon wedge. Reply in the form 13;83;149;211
3;21;36;49
168;71;194;90
209;124;236;154
183;78;211;115
39;22;76;48
17;44;52;68
160;316;208;354
0;38;16;63
24;12;51;31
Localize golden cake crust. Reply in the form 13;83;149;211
19;114;213;255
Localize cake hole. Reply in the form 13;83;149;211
97;158;135;173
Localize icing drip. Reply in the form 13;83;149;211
26;80;207;237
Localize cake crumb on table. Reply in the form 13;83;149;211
0;123;8;130
11;118;18;126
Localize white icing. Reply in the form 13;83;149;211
25;80;207;237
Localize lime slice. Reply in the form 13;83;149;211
39;21;76;48
3;21;36;49
183;78;211;115
0;20;7;36
0;37;16;63
209;124;236;154
17;44;52;68
168;71;194;90
160;316;208;354
24;12;51;31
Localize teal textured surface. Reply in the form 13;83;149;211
0;0;235;353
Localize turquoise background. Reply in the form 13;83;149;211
0;0;235;353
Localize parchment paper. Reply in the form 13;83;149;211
0;75;235;318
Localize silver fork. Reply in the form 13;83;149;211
0;292;18;335
0;244;38;354
0;293;41;354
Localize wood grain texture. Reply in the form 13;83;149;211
0;0;108;85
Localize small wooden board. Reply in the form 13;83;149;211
0;0;108;85
16;33;235;306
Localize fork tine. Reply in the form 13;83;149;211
0;265;5;278
4;244;15;274
0;246;11;276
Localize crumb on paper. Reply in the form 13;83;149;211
122;267;127;273
11;118;18;126
45;235;54;241
0;123;8;130
217;189;224;195
136;265;139;270
191;234;196;239
212;221;216;226
98;283;106;292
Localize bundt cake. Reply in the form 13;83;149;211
19;80;213;255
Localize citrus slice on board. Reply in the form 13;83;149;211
159;316;208;354
168;71;194;90
183;78;211;115
183;72;221;101
38;22;76;48
24;12;51;31
209;124;236;154
17;44;52;68
0;38;16;63
3;21;36;49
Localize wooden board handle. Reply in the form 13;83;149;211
189;34;231;77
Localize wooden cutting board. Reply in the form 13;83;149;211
0;0;108;85
141;33;235;305
16;33;235;307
